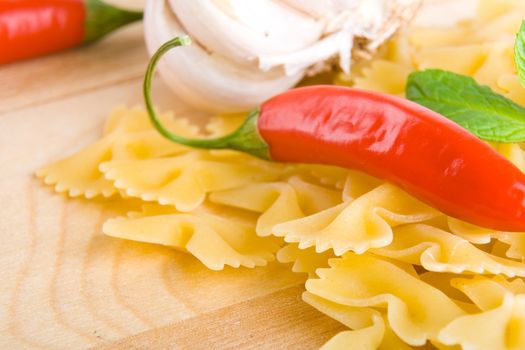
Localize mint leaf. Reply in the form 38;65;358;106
516;20;525;88
406;69;525;142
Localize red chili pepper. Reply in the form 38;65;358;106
143;37;525;232
0;0;142;65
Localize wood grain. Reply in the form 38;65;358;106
0;24;147;115
96;286;346;350
0;10;341;350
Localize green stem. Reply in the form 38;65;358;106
142;36;270;159
84;0;143;44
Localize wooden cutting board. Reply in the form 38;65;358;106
0;1;476;348
0;17;349;350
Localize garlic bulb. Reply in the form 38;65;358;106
144;0;421;113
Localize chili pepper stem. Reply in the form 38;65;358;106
143;36;270;159
84;0;143;44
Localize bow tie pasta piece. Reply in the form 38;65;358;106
438;276;525;349
37;137;116;198
37;107;198;198
306;253;465;347
101;152;284;212
449;217;525;261
452;275;525;311
439;294;525;350
303;292;413;350
353;60;413;96
276;244;334;277
210;176;342;236
103;203;281;270
372;224;525;277
273;184;440;256
307;296;385;350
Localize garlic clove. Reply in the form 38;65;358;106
168;0;324;62
145;0;303;113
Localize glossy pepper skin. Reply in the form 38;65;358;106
143;37;525;232
0;0;142;65
258;86;525;232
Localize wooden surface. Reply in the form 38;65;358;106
0;21;345;350
0;1;476;349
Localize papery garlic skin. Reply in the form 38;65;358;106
144;0;421;113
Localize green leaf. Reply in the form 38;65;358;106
516;20;525;89
406;69;525;142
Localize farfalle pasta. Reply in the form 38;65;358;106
306;253;465;347
101;151;284;211
273;183;439;255
372;224;525;277
104;203;281;270
438;276;525;349
277;244;334;277
210;176;342;236
302;292;389;350
36;107;197;198
35;0;525;349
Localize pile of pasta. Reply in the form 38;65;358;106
38;0;525;348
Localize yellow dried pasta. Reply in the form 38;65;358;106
35;1;525;349
440;293;525;349
304;292;386;350
276;244;334;277
104;203;281;270
437;276;525;349
372;224;525;277
210;176;342;236
101;151;284;212
306;254;465;346
303;292;414;350
273;184;439;255
36;107;197;198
